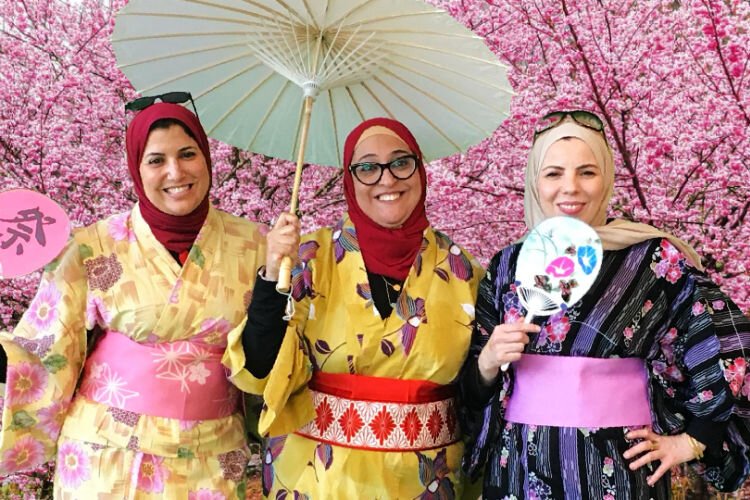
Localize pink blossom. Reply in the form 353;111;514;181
7;362;48;405
1;435;45;472
136;454;168;493
623;326;634;340
38;401;67;436
25;282;61;331
107;212;135;242
642;300;653;313
504;307;523;324
56;440;91;488
692;301;706;316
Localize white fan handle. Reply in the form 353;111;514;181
499;312;535;372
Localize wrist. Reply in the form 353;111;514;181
259;265;279;282
477;352;499;386
686;433;705;460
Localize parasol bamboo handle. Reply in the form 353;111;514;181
276;95;314;293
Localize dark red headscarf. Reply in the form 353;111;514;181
343;117;429;280
126;102;212;254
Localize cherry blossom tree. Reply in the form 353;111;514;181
1;0;748;339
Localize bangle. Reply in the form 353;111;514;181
686;434;705;460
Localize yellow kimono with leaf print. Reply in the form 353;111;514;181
225;216;483;499
0;205;265;499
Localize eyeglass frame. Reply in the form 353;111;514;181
533;110;606;142
125;91;200;120
348;154;420;185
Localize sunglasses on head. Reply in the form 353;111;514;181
534;110;605;140
125;91;199;119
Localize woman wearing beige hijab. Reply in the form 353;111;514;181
461;111;750;499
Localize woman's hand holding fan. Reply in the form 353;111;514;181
497;216;603;372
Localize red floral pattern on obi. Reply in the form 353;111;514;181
296;389;458;451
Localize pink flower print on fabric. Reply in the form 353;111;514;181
85;295;112;330
189;489;226;500
690;390;714;404
651;240;685;284
1;435;44;473
57;440;91;489
82;362;139;407
542;313;571;344
7;361;48;405
107;212;136;242
152;342;214;393
26;282;61;332
38;400;68;436
136;454;168;493
504;307;523;324
193;317;232;348
723;358;747;397
661;239;682;264
623;326;634;342
692;301;706;316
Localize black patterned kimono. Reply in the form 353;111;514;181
461;238;750;499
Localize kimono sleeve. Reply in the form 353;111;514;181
0;235;88;474
224;265;314;437
461;246;517;479
649;240;750;492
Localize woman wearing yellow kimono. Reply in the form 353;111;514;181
224;117;484;498
0;100;266;498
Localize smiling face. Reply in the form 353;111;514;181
138;124;210;216
537;137;605;225
351;133;422;229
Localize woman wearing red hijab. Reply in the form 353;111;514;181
0;102;267;497
224;118;483;498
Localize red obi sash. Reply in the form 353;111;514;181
296;371;459;451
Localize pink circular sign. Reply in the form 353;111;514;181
0;189;71;279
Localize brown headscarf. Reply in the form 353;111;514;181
524;118;704;270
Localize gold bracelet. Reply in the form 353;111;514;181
686;434;704;460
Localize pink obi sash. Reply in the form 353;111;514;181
505;354;652;428
78;331;238;420
296;371;459;451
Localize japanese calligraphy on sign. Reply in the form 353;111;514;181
0;189;70;279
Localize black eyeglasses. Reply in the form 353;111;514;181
125;91;199;119
349;155;419;185
534;110;605;140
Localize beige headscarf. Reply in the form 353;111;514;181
524;118;704;270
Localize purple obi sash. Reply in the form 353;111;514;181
78;331;238;420
505;354;652;428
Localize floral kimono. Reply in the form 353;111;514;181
0;205;265;499
463;238;750;499
224;216;484;499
